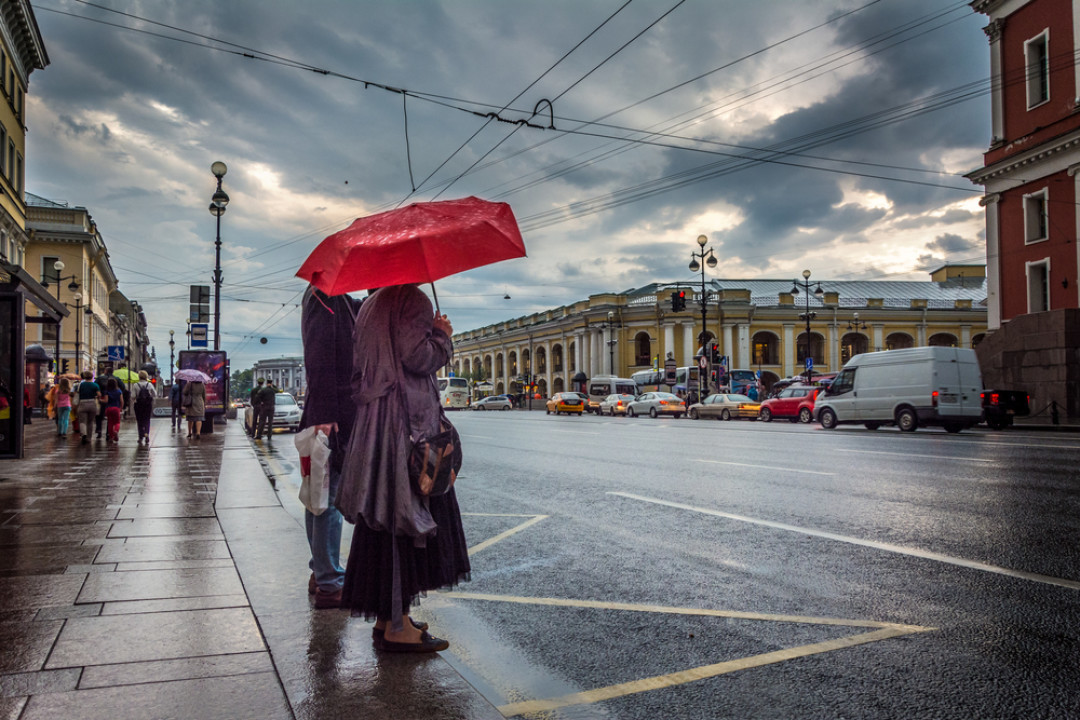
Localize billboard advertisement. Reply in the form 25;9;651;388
177;350;228;415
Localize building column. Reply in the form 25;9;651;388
873;324;884;353
682;323;695;365
984;19;1005;145
737;324;751;369
960;324;971;348
982;193;1002;329
828;323;839;373
782;323;795;378
722;323;734;364
663;323;676;363
590;330;600;377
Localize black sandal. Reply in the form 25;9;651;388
372;629;448;653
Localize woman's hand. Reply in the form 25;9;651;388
433;313;453;337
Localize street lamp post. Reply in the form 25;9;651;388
46;260;80;374
601;310;621;375
168;330;175;385
71;293;83;373
688;234;718;353
791;270;825;382
208;161;229;351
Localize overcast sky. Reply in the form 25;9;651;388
26;0;991;372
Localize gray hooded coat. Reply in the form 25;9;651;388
336;284;452;542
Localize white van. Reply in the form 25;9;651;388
587;376;639;413
814;346;983;433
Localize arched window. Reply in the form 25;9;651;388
552;344;564;372
634;332;652;366
795;332;825;369
928;333;958;347
521;349;531;375
971;333;986;349
508;351;517;376
840;333;868;364
535;347;547;374
496;353;504;377
885;333;913;350
752;332;779;365
553;377;565;393
568;342;576;372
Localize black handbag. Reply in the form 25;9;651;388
405;406;462;497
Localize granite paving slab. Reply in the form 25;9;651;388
93;539;230;563
0;575;86;611
46;607;265;668
0;620;64;674
0;668;80;696
79;652;274;689
106;517;222;538
115;502;216;519
76;566;243;604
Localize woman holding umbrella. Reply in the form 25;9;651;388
182;378;206;439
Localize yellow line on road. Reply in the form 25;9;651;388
439;591;929;632
467;515;549;556
497;627;921;717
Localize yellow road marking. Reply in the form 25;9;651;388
497;627;917;717
440;591;927;631
438;593;933;717
466;515;549;556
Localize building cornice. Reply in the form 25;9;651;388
965;126;1080;184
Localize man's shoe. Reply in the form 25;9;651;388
308;573;316;595
313;587;343;609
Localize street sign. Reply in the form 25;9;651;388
805;357;813;371
697;354;708;371
190;323;209;348
106;345;125;361
664;357;677;385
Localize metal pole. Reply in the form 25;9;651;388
74;298;81;373
54;281;61;374
214;210;222;351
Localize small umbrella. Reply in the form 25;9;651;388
175;369;211;383
113;368;139;384
296;196;526;310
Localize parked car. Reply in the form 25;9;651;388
625;392;685;419
758;385;819;423
244;392;302;433
546;392;585;415
688;393;760;420
981;389;1030;429
472;395;512;411
815;347;983;432
598;393;636;416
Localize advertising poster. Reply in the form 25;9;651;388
177;350;228;414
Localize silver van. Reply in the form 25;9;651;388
814;347;983;433
587;376;639;414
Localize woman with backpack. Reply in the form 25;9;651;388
132;370;156;445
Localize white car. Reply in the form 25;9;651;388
598;393;636;416
471;395;512;411
246;393;302;433
625;392;686;419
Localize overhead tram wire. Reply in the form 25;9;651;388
431;0;689;201
410;0;967;202
401;0;636;205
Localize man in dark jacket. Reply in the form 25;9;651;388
298;284;361;608
254;380;276;439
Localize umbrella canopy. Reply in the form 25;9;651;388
175;369;211;383
296;197;526;298
113;368;139;384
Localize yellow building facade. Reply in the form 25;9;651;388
450;266;989;397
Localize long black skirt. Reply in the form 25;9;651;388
340;488;470;621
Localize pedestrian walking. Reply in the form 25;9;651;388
298;284;362;609
254;380;276;439
103;378;123;444
116;364;131;419
183;380;206;439
45;382;57;425
132;371;155;445
170;380;184;430
55;378;73;437
75;370;103;445
337;284;469;653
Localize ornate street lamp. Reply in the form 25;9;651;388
689;234;718;352
72;292;83;373
791;269;825;382
209;161;229;351
45;259;80;374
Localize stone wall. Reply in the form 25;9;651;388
975;309;1080;417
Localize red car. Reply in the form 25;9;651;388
758;385;819;423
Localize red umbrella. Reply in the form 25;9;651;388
296;196;526;309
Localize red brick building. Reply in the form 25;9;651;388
966;0;1080;417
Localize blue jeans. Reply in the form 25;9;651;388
305;464;344;592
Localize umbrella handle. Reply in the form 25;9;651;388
430;282;440;314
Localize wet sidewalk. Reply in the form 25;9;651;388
0;417;503;720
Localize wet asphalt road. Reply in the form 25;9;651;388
267;412;1080;719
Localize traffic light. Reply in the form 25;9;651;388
671;290;686;312
61;359;69;373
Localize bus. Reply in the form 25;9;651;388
437;377;472;410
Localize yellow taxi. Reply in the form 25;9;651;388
545;392;586;415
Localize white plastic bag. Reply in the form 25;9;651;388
294;427;332;515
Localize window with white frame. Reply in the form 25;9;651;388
1027;259;1050;313
1023;189;1048;243
1024;30;1050;108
